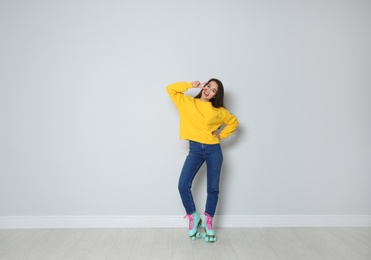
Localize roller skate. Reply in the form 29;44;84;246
184;212;202;240
201;212;217;242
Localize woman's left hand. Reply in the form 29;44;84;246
212;131;220;140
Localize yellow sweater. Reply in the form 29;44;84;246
166;82;238;144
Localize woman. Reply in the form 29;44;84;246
166;79;238;242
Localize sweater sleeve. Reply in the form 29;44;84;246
166;82;193;107
219;109;238;140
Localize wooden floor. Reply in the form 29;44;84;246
0;228;370;259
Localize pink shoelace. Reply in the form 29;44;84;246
184;214;194;230
205;212;213;230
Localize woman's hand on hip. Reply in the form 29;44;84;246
212;131;220;140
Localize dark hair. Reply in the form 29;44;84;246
195;78;225;108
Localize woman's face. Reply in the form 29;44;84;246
200;81;218;102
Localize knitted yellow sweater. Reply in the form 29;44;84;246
166;82;238;144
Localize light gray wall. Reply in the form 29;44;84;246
1;0;370;217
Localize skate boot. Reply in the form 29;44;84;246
202;212;217;242
184;212;202;240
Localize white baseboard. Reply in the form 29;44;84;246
0;215;370;229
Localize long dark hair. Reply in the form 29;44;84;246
194;78;225;108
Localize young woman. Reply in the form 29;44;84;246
166;79;238;242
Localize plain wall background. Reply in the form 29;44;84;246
1;0;370;217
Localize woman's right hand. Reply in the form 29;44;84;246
192;81;206;88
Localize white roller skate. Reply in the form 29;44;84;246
201;212;217;242
184;212;202;240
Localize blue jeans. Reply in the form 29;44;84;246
178;141;223;217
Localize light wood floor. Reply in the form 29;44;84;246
0;228;370;259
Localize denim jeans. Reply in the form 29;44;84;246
178;141;223;217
